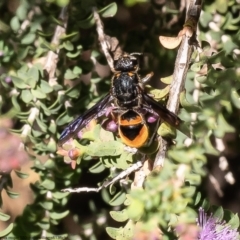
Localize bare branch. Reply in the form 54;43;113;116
44;7;68;86
154;0;203;170
62;160;143;193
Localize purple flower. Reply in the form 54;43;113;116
197;208;239;240
4;76;12;83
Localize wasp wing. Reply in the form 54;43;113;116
59;93;112;146
142;93;181;126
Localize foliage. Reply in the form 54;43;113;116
0;0;240;239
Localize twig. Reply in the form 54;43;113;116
44;7;68;86
92;8;123;68
154;0;203;170
62;160;143;193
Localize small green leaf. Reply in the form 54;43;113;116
99;2;118;18
231;89;240;109
63;40;74;51
161;75;173;84
64;69;78;80
14;170;29;179
84;141;124;157
41;179;55;190
21;89;33;103
78;14;94;29
89;161;105;173
194;192;202;206
5;190;19;199
228;214;240;229
106;227;121;239
0;223;14;237
49;210;69;220
52;192;69;199
127;197;144;221
16;5;28;20
10;16;20;32
73;66;82;75
110;209;129;222
35;117;48;131
180;91;202;112
43;159;56;170
21;33;36;45
65;87;80;98
36;221;50;230
123;220;134;238
109;191;126;206
11;76;29;89
40;80;53;93
27;67;39;82
213;206;224;221
39;201;53;210
31;88;47;99
0;212;10;221
158;122;176;138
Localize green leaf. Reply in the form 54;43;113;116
14;170;29;179
21;33;36;45
194;192;202;206
36;221;50;230
73;66;82;75
41;179;55;190
31;88;47;99
27;67;39;82
39;201;53;210
231;89;240;108
123;220;134;239
43;159;56;170
106;227;121;239
63;40;74;51
65;86;81;98
16;4;28;20
160;75;173;84
110;209;129;222
21;89;33;103
89;161;105;173
127;197;144;221
180;91;202;112
40;80;53;93
213;206;224;221
10;16;20;31
83;141;124;157
52;192;69;199
49;210;69;220
11;76;28;89
35;117;48;131
99;2;118;18
158;122;176;138
228;214;240;229
64;69;78;80
5;190;19;199
78;14;95;29
0;212;10;221
0;223;14;237
109;191;126;206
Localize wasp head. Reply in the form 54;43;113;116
114;54;139;72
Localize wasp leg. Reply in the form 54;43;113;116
141;72;154;84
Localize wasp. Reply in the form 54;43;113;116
59;53;180;148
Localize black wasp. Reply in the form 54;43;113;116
59;53;180;148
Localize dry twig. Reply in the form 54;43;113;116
154;0;203;170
